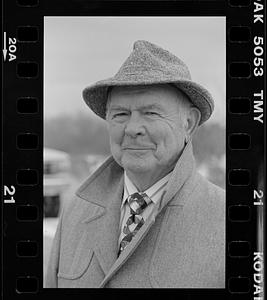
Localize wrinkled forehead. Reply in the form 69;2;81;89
107;84;187;108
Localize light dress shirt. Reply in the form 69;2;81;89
118;171;172;248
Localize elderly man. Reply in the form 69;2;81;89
45;40;225;288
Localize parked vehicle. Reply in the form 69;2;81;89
44;148;71;217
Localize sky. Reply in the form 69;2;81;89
44;17;226;124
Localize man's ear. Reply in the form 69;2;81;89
184;107;201;139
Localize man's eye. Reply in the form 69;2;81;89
145;111;159;116
113;112;128;118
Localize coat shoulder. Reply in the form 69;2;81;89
150;172;225;288
197;172;225;197
194;172;225;213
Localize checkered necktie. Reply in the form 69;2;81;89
118;192;152;256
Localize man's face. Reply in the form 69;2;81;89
106;85;189;179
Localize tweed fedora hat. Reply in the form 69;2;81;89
82;40;214;125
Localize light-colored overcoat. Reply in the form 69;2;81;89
45;142;225;288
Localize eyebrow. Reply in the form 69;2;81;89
108;104;164;112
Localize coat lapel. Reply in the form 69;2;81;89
77;157;124;275
160;140;196;207
93;180;123;274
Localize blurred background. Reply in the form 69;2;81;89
43;17;226;283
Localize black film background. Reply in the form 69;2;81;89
2;0;265;299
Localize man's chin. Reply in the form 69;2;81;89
122;157;152;174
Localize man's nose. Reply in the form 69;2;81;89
124;112;145;137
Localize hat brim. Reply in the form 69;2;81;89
82;78;214;125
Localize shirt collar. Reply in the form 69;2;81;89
121;171;172;208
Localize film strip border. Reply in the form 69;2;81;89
2;0;265;298
227;0;265;298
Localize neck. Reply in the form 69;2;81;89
126;166;173;191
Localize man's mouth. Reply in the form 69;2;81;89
123;147;151;150
122;146;155;151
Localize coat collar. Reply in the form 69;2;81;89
76;156;124;207
76;140;195;209
159;140;196;208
